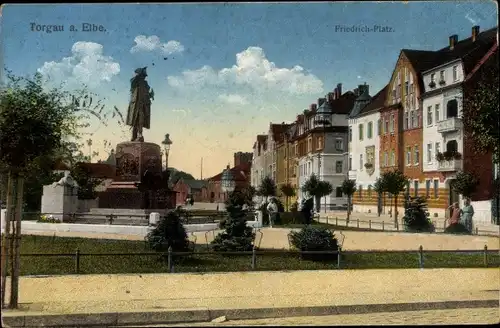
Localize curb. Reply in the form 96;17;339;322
2;299;499;327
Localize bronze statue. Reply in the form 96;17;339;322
126;67;155;142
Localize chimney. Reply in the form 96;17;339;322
310;103;317;111
332;88;337;100
449;34;458;50
337;83;342;96
472;25;480;42
317;98;326;107
358;83;369;96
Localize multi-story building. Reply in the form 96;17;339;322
251;135;268;188
273;123;291;204
348;85;386;213
295;84;357;210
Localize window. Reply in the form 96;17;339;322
410;110;415;128
389;114;394;133
367;122;373;139
317;136;324;150
391;150;395;166
335;161;343;173
435;104;440;122
377;119;381;135
335;187;343;198
427;106;433;125
406;147;411;165
433;179;439;199
385;119;389;134
410;82;414;94
414;181;419;197
391;89;396;101
405;181;411;198
416;110;420;128
446;140;458;153
348;156;352;170
446;99;458;118
430;73;435;82
349;127;352;142
427;143;432;163
359;154;363;170
307;138;312;152
452;65;458;81
404;111;408;130
435;142;440;156
405;81;409;95
358;185;363;199
335;139;343;151
425;180;431;198
368;185;372;198
439;70;445;82
414;146;419;165
359;124;364;140
384;152;389;167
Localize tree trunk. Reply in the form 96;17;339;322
0;171;14;309
394;195;399;230
10;173;24;309
315;195;320;213
285;196;289;212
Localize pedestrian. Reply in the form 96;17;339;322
460;198;474;233
266;197;278;228
447;202;462;227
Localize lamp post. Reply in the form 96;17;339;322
221;165;235;211
162;134;173;169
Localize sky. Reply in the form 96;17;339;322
1;2;498;178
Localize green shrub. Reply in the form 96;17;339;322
145;210;190;252
445;223;472;234
402;196;435;232
37;214;61;223
289;225;339;262
212;190;256;252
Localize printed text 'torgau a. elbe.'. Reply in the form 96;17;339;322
30;23;107;33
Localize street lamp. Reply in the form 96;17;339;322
221;165;235;211
161;133;172;169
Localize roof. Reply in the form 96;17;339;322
52;158;71;171
465;42;498;81
183;179;207;190
75;162;116;178
330;91;357;115
208;162;251;182
355;85;389;117
253;134;268;150
270;123;290;144
349;89;372;118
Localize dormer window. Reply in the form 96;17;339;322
452;66;458;81
429;73;436;88
439;70;446;85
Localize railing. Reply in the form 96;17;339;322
315;216;499;237
437;159;463;172
19;245;497;274
437;117;462;133
20;211;226;225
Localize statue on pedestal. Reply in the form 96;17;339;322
126;67;155;142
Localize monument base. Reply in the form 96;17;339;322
114;141;162;182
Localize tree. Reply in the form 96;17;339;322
372;177;385;217
302;174;333;213
462;50;499;163
380;169;408;229
340;179;357;223
257;176;277;201
145;209;190;253
453;171;479;200
71;163;103;200
402;196;435;232
0;71;107;309
280;183;296;211
211;190;256;252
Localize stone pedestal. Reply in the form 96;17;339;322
98;141;170;209
41;183;79;221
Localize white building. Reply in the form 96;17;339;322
296;84;357;210
251;135;268;188
421;58;464;218
347;84;383;213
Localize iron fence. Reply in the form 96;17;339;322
18;245;498;274
315;216;499;237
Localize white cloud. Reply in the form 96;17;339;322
130;35;185;55
218;93;248;105
37;41;120;89
167;46;323;95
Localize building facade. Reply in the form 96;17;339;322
348;86;385;213
251;135;267;188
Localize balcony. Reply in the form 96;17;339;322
348;170;357;180
437;117;462;134
437;159;463;172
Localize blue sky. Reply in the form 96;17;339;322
1;2;497;177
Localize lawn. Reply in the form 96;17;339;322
14;235;500;276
